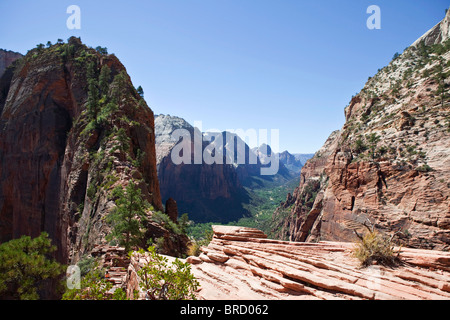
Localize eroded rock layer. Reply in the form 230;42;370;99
187;226;450;300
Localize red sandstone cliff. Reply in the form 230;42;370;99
0;38;186;268
273;10;450;250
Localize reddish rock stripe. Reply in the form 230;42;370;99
186;226;450;300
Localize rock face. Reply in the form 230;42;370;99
186;226;450;300
0;49;23;78
155;114;251;223
273;10;450;250
165;198;178;223
0;38;186;271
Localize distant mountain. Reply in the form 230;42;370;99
154;114;300;222
0;49;22;78
278;151;314;173
155;114;250;223
293;153;315;166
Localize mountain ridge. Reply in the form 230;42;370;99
272;9;450;250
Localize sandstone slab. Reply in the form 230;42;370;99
186;227;450;300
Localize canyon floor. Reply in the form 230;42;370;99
185;226;450;300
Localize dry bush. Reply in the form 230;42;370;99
353;230;401;267
345;218;402;267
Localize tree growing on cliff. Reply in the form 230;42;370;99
95;46;108;55
86;61;99;121
98;65;111;97
366;133;380;160
434;58;448;108
111;71;128;104
106;180;150;252
353;135;367;154
136;85;144;98
0;232;64;300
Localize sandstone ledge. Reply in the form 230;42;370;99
188;226;450;300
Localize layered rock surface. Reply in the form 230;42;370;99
273;9;450;250
186;226;450;300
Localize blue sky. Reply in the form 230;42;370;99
0;1;448;153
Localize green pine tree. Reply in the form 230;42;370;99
134;246;199;300
111;71;128;104
87;79;99;121
106;180;150;252
136;85;144;98
98;65;111;97
366;133;380;160
0;232;64;300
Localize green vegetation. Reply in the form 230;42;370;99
63;246;199;300
136;85;144;98
151;211;183;236
187;228;214;257
433;58;449;108
62;267;127;300
106;180;150;252
0;232;65;300
84;61;122;134
416;164;433;173
186;176;301;241
353;136;367;154
298;180;320;211
95;46;108;55
351;133;383;162
98;65;111;97
133;246;199;300
366;133;380;160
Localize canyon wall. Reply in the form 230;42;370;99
273;10;450;251
0;38;186;269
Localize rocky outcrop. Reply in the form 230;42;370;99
165;198;178;223
412;8;450;47
0;49;23;79
0;38;186;271
273;9;450;250
185;226;450;300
